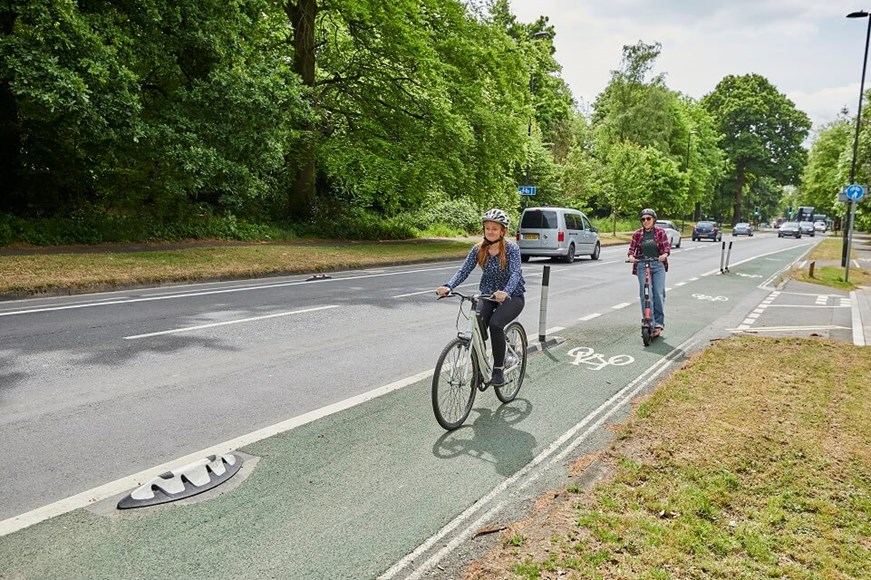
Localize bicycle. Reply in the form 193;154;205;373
432;291;528;430
627;256;659;346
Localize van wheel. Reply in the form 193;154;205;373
521;255;530;263
564;244;575;263
590;242;600;260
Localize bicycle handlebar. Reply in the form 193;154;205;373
437;290;506;303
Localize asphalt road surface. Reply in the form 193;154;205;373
0;233;833;578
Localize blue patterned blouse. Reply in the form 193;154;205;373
445;241;526;297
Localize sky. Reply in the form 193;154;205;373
508;0;870;136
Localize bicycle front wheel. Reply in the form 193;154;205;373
432;338;478;430
496;322;527;403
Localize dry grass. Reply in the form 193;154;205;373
0;235;631;297
0;240;473;296
466;336;871;579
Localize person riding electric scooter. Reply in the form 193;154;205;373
627;208;671;343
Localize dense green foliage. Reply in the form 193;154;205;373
703;74;811;225
0;0;862;245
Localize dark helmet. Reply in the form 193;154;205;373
640;208;657;220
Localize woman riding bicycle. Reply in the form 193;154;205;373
627;208;671;337
437;208;525;386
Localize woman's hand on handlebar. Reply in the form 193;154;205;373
436;286;451;297
492;290;508;303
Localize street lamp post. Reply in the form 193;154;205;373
843;11;871;278
524;30;552;198
685;129;698;221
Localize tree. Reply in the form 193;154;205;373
702;74;811;225
801;117;852;219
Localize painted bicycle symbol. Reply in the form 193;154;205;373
692;293;729;302
567;347;634;370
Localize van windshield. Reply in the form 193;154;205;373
521;210;558;229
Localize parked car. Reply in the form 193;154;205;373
732;222;753;236
654;220;681;248
814;220;827;233
517;207;601;263
778;222;802;238
799;221;815;237
692;220;722;242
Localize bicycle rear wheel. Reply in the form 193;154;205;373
432;338;478;430
495;322;527;403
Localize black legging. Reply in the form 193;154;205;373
477;295;525;367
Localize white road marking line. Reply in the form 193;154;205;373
546;326;565;334
689;277;699;281
729;325;850;333
0;368;435;537
578;313;601;321
764;304;852;308
742;318;756;325
674;281;687;287
850;290;865;346
0;265;460;318
124;306;338;339
612;302;631;310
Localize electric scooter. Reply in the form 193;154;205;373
627;256;658;346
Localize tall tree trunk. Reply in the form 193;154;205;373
733;161;745;226
285;0;317;221
0;7;21;213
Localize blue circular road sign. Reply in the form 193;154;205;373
845;184;865;201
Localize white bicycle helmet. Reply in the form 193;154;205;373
482;208;510;229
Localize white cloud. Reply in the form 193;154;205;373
508;0;871;130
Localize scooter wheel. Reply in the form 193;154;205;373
642;326;651;346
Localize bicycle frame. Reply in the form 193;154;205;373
447;292;521;386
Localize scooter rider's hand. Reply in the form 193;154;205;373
627;255;638;263
492;290;508;303
658;254;669;263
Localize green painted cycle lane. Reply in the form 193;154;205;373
0;247;808;580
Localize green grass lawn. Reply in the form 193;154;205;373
468;337;871;579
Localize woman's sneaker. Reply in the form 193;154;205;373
490;368;505;386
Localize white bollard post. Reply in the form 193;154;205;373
538;264;550;343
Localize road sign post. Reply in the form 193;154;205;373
843;184;865;282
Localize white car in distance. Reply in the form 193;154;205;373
655;220;682;248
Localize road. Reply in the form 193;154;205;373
0;232;831;578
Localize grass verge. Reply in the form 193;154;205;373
0;235;630;297
466;336;871;579
792;238;871;290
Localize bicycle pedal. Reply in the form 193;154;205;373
477;382;489;392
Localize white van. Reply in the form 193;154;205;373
516;207;600;263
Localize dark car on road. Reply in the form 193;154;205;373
778;222;802;238
692;220;722;242
732;222;753;236
799;221;815;237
